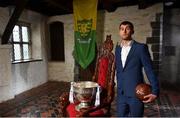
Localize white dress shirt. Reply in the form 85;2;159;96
121;40;133;68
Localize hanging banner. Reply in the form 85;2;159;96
73;0;98;69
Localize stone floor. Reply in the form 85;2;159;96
0;81;180;117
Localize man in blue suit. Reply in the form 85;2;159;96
115;21;159;117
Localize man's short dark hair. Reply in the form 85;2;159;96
119;21;134;30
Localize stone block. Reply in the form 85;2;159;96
151;44;161;52
164;46;176;56
146;37;160;44
151;22;160;28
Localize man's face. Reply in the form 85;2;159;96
119;24;134;40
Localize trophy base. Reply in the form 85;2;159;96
75;102;92;111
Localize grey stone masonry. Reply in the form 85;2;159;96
153;52;161;61
151;44;161;52
146;37;161;44
151;22;161;29
164;46;176;56
146;13;162;77
152;29;160;37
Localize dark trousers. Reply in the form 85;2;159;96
116;94;144;117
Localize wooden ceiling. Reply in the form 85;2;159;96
0;0;164;16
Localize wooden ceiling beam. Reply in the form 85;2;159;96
1;0;29;44
138;0;147;9
45;0;72;13
138;0;163;9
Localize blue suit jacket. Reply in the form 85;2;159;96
115;40;159;97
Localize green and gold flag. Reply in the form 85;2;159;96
73;0;98;69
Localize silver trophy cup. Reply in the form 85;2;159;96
73;81;98;111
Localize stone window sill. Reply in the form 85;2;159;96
12;59;43;64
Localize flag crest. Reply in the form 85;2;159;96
73;0;98;69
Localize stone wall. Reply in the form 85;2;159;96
47;15;75;82
161;8;180;90
0;7;48;102
12;10;48;95
146;13;163;79
0;45;13;102
47;3;163;82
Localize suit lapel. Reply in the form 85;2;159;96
116;45;123;70
119;47;123;69
123;41;137;70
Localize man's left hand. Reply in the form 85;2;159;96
143;94;157;103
